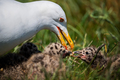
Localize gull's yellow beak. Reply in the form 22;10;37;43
57;27;74;50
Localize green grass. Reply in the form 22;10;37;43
14;0;120;80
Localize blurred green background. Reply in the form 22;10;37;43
15;0;120;80
16;0;120;52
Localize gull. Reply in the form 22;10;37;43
0;0;74;55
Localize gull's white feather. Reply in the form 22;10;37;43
0;0;67;55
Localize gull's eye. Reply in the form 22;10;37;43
86;52;89;54
59;18;64;22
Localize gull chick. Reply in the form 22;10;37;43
0;43;71;80
73;44;120;74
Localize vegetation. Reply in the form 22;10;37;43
15;0;120;80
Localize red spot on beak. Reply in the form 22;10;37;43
64;46;67;50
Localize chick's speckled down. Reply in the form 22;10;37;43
73;44;120;74
0;43;71;80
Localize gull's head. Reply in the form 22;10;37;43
39;1;74;49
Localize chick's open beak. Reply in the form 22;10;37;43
72;51;85;59
57;27;74;50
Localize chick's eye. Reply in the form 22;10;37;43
59;18;64;22
86;52;89;54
